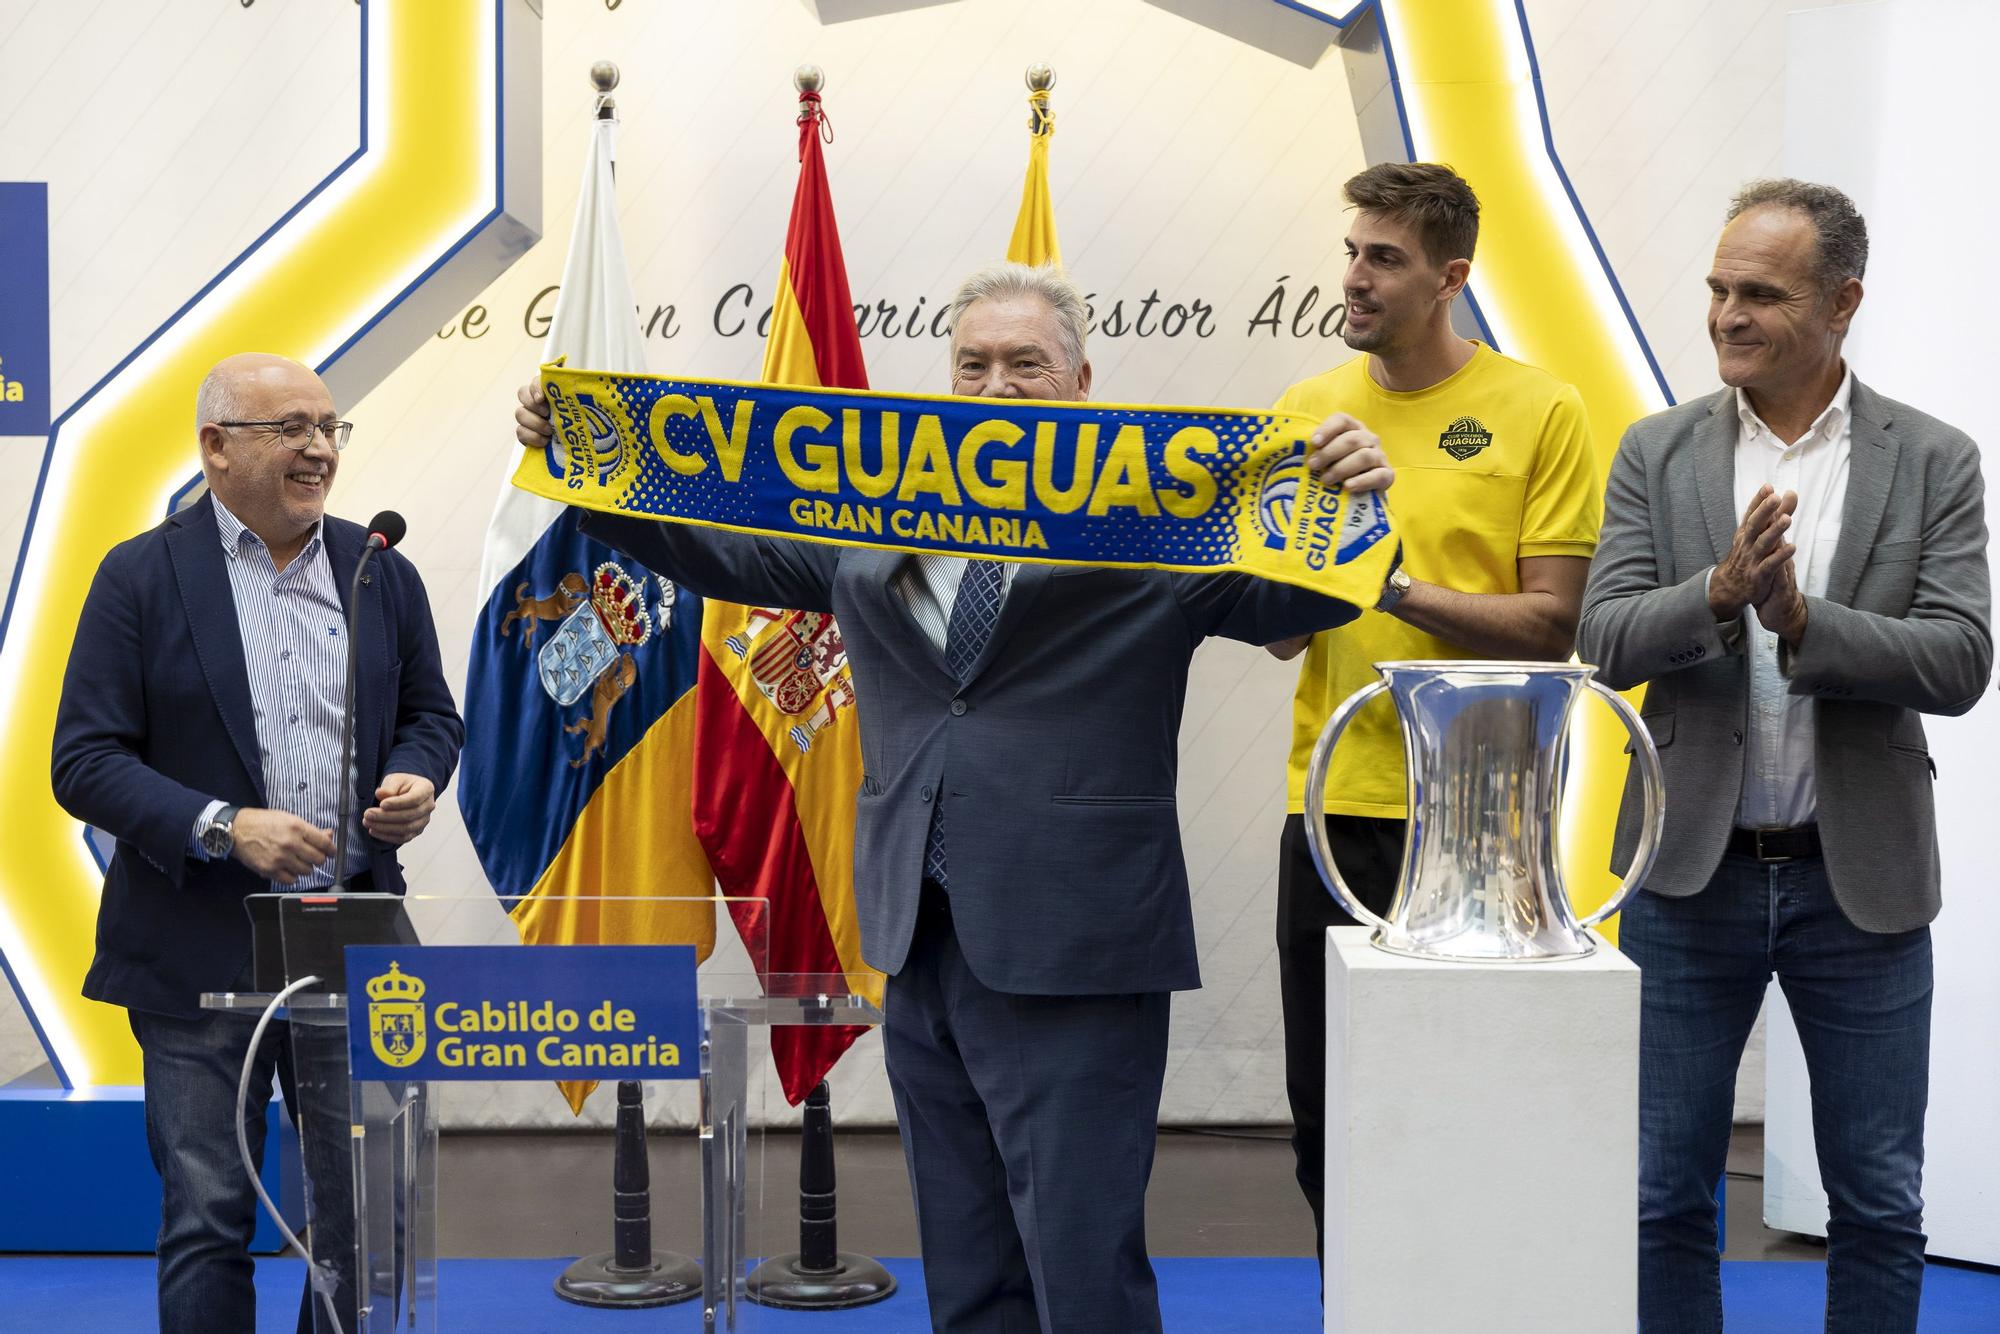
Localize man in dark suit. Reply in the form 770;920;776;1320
515;262;1395;1333
1579;182;1991;1332
52;352;463;1334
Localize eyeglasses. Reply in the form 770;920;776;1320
215;419;354;451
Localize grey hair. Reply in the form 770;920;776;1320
1727;178;1869;293
947;261;1089;371
194;365;248;432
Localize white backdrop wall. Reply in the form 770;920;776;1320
0;0;1854;1127
1771;0;2000;1266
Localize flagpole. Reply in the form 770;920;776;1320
549;58;703;1317
740;61;896;1317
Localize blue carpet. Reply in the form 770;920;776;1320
0;1256;1993;1331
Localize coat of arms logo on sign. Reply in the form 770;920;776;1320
366;962;428;1068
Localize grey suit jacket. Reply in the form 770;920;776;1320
1577;378;1992;932
582;512;1359;993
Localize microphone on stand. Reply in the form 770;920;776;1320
332;511;406;892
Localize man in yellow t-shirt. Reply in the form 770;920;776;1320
1267;162;1603;1261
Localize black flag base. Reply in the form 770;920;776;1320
554;1080;701;1308
744;1250;897;1310
554;1249;702;1309
744;1081;896;1310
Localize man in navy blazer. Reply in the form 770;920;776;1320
516;263;1396;1333
52;353;462;1334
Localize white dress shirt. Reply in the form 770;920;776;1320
1727;371;1853;828
893;554;1018;653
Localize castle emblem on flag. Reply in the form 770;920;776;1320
366;962;427;1068
505;561;667;767
724;608;856;753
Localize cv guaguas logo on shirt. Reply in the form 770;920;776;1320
1439;416;1494;461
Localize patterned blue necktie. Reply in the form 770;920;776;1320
925;560;1005;888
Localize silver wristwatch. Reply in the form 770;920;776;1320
199;805;240;859
1374;566;1412;614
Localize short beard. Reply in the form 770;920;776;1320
1342;323;1391;353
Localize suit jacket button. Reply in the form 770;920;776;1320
1694;645;1706;658
950;698;968;716
1732;729;1742;745
920;784;934;803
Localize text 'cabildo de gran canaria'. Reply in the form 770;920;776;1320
433;998;679;1071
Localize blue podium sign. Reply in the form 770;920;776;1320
345;944;699;1082
0;183;50;435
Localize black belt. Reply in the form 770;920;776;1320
1727;824;1821;862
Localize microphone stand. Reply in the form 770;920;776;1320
331;536;387;892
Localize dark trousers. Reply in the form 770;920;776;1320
129;1009;357;1334
883;885;1171;1334
1275;812;1404;1264
1620;856;1932;1334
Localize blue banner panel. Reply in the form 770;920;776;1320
0;183;50;435
345;944;699;1082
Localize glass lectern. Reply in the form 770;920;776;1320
202;894;882;1332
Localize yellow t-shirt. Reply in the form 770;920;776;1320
1280;342;1601;817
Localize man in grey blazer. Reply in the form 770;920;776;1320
514;262;1396;1333
1578;181;1991;1333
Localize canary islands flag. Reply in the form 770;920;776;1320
459;105;716;1114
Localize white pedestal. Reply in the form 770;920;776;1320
1324;927;1639;1334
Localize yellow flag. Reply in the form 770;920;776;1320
1006;83;1060;266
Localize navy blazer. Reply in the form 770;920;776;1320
582;512;1357;995
52;494;463;1016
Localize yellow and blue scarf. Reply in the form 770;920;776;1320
513;365;1396;606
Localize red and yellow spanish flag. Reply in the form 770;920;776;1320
691;80;883;1106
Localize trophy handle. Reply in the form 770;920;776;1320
1303;679;1396;935
1573;679;1666;930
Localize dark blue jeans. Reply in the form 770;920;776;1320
1619;855;1932;1334
129;1009;356;1334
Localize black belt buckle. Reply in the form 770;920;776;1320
1752;828;1794;864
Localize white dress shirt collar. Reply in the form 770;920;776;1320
1734;368;1853;452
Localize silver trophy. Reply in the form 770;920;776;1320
1305;660;1666;962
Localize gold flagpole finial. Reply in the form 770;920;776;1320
1025;63;1055;135
591;60;619;118
795;64;825;95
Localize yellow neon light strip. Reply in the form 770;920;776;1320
0;0;504;1087
1374;0;1668;920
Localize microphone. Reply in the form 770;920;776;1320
366;510;406;551
333;511;406;893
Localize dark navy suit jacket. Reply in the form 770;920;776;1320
52;494;463;1016
583;512;1358;995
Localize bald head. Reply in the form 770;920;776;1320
196;353;321;432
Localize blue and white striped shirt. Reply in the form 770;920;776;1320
190;499;367;887
893;554;1017;653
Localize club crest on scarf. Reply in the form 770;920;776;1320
501;560;677;767
723;608;856;754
